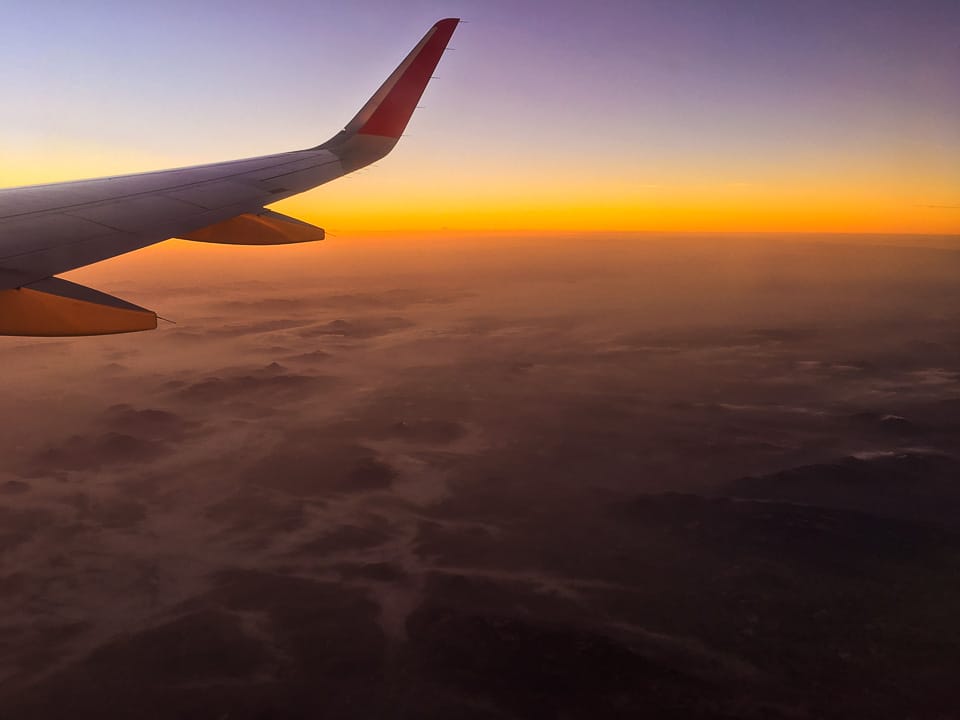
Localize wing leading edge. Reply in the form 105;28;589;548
0;18;459;336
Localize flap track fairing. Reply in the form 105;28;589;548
181;210;325;245
0;277;157;336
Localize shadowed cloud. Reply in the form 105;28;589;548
242;441;397;496
99;404;199;441
26;433;167;474
173;363;337;405
297;316;415;339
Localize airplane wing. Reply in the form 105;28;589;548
0;18;459;336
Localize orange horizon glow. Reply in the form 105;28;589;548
1;147;956;237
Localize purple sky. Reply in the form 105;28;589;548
0;0;957;232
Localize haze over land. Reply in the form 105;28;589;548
2;234;960;717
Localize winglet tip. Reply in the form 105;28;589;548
429;18;460;46
319;18;460;154
350;18;460;140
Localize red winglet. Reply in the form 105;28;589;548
351;18;459;139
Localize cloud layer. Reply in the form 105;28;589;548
1;235;960;718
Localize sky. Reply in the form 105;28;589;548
0;0;957;234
